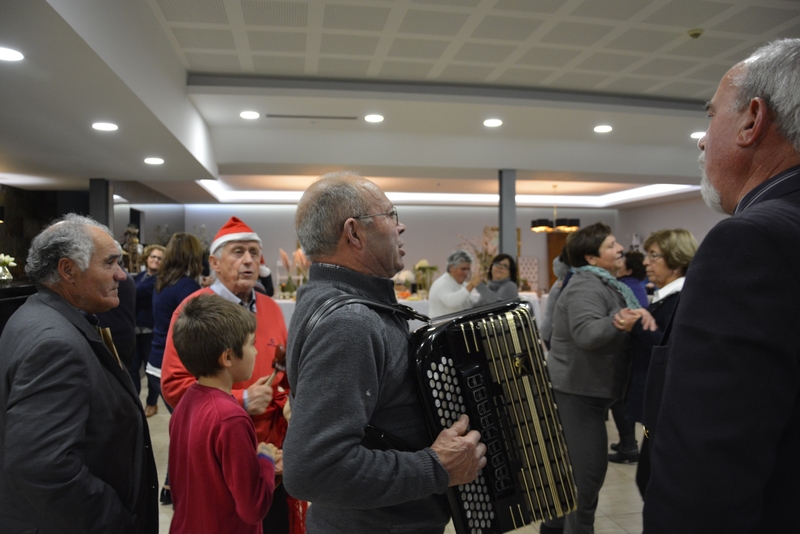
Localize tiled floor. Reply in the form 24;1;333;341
144;385;643;533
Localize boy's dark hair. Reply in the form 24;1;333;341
173;293;257;378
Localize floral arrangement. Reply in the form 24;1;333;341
0;254;17;268
279;247;311;294
392;270;415;287
459;227;498;278
413;259;438;292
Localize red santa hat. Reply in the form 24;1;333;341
210;216;262;255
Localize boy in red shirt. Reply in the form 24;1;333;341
169;294;278;534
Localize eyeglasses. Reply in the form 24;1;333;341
646;252;663;260
354;207;399;226
149;255;163;260
492;262;510;270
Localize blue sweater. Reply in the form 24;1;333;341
133;271;157;329
148;276;200;369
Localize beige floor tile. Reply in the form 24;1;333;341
607;512;643;534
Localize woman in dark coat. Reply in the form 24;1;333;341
612;228;698;497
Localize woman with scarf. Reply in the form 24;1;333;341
542;222;655;534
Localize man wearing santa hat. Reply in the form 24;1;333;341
161;216;305;534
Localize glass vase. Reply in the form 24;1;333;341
0;265;12;283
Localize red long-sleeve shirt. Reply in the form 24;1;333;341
169;384;275;534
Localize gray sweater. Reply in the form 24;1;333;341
547;270;631;399
474;277;518;306
283;263;450;533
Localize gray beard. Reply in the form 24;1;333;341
699;152;727;214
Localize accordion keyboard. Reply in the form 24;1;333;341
414;301;577;534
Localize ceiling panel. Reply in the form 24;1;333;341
471;15;541;41
568;0;652;22
540;21;614;47
711;6;800;35
171;28;236;50
248;31;307;53
322;4;390;31
319;34;380;55
156;0;228;24
642;0;733;27
240;1;307;27
453;43;517;63
493;0;566;15
398;10;470;36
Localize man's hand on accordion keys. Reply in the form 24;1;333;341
430;414;487;487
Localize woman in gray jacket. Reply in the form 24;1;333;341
542;223;651;534
474;253;519;306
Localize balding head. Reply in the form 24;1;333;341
296;172;377;260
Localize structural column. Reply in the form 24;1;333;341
89;178;114;235
498;169;516;256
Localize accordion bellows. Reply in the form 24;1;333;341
411;299;577;534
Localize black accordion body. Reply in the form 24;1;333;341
410;299;577;534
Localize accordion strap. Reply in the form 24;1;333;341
303;294;430;339
296;294;429;452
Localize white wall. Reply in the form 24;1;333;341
123;195;726;291
616;196;727;248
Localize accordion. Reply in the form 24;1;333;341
410;299;577;534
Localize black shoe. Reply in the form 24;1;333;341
609;450;639;464
610;442;619;451
160;487;172;505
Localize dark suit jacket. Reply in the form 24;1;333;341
0;287;158;533
643;168;800;533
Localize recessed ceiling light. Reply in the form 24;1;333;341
594;125;612;133
240;111;260;120
0;47;25;61
365;114;384;123
92;122;118;131
484;119;502;127
690;131;705;139
0;47;24;61
144;157;164;165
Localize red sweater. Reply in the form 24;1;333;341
169;384;275;534
161;287;289;446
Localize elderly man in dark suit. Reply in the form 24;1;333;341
642;39;800;532
0;214;158;533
